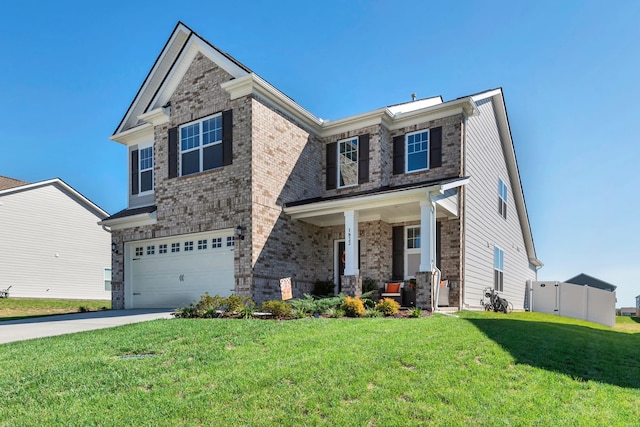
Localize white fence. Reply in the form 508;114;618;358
528;281;616;328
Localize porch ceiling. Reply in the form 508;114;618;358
284;177;468;227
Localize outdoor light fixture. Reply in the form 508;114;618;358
111;242;118;253
236;225;245;240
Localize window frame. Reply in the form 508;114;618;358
405;129;430;173
494;245;504;292
405;226;421;280
138;144;154;194
498;178;508;220
337;136;359;188
179;113;223;176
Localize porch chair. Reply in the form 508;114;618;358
381;282;402;304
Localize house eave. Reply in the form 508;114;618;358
110;123;154;145
99;211;157;230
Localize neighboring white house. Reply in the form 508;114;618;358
0;177;111;300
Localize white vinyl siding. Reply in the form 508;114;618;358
0;183;111;300
463;97;536;309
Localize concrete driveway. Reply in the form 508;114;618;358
0;309;174;344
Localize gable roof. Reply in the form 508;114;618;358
471;88;542;267
0;178;109;219
0;176;29;190
114;21;251;136
565;273;616;292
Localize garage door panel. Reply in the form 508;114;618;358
128;233;235;309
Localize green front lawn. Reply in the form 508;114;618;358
0;311;638;425
0;298;110;321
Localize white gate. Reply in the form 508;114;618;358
529;281;616;328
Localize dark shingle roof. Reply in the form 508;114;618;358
565;273;617;292
103;205;157;221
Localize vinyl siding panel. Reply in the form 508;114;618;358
0;184;111;299
463;98;536;309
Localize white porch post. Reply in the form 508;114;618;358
344;210;359;276
419;198;436;273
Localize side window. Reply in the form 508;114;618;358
139;146;153;193
498;178;508;219
494;246;504;291
104;268;112;292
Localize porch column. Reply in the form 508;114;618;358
419;198;436;273
344;210;359;276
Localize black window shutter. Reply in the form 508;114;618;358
131;149;139;195
326;142;337;190
222;109;233;166
168;127;178;178
358;133;370;184
393;135;405;174
429;126;442;169
392;226;405;280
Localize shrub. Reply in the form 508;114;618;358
289;294;317;317
408;307;423;318
313;279;336;297
194;293;226;315
362;277;378;293
364;308;382;318
260;300;292;318
376;298;400;316
325;307;345;318
172;306;198;318
225;295;253;314
341;296;365;317
315;294;346;314
238;305;254;319
361;298;376;309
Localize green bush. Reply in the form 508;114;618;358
361;298;376;309
194;293;226;315
341;296;365;317
364;308;382;318
408;307;423;318
325;307;345;318
226;295;253;314
376;298;400;316
362;277;378;293
315;294;346;314
313;279;335;297
289;294;317;317
261;300;292;318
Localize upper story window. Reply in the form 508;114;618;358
325;134;369;190
406;130;429;173
131;145;153;196
180;114;223;176
498;178;508;219
494;246;504;291
406;226;421;249
393;127;442;175
338;137;358;188
139;146;153;193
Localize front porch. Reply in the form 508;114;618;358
284;177;468;310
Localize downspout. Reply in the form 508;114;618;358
433;266;442;311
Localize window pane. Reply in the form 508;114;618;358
202;116;222;146
140;147;153;170
203;144;223;171
181;123;200;151
407;151;427;171
140;170;153;192
182;150;200;176
338;138;358;187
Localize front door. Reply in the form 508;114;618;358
334;240;361;293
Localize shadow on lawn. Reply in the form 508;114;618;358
466;318;640;389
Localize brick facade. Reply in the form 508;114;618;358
111;49;467;309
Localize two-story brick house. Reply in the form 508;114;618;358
102;22;542;310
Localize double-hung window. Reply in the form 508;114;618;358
406;130;429;173
180;114;223;176
139;146;153;193
498;178;508;219
494;246;504;291
338;137;358;187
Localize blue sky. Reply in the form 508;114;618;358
1;1;638;306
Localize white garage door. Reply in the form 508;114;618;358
127;231;235;309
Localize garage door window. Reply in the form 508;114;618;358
198;239;207;250
213;238;222;248
135;247;143;256
185;241;194;251
146;245;155;255
159;244;167;254
171;243;180;253
227;236;235;247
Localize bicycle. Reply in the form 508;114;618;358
481;287;512;314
